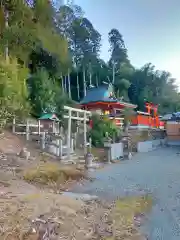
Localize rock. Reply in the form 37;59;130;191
62;192;98;202
85;153;94;168
0;152;7;161
128;152;132;160
111;159;120;163
18;147;30;160
88;163;102;169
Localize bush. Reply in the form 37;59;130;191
89;114;121;147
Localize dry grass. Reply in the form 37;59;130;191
110;194;152;239
23;163;85;185
0;192;84;239
91;147;107;161
115;194;152;219
0;187;152;240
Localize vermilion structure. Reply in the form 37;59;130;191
80;83;164;129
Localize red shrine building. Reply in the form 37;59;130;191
79;83;164;129
131;102;164;129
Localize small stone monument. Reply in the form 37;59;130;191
122;133;132;160
85;152;94;169
103;132;112;164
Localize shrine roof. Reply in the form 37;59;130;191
39;113;59;121
80;84;137;109
80;85;117;104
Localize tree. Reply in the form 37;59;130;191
123;108;136;134
0;55;29;128
1;1;180;127
29;48;61;77
56;5;101;97
28;69;57;116
128;63;180;113
89;114;121;147
0;1;69;67
28;68;74;117
108;29;129;70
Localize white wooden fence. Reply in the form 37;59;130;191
12;106;92;160
12;117;73;158
12;118;43;140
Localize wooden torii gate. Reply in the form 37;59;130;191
63;106;91;159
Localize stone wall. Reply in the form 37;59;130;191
110;143;123;160
137;139;165;153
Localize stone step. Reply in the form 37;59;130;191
61;154;78;160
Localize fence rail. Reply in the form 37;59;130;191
12;106;92;161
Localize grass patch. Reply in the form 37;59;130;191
23;193;42;201
23;163;85;185
111;194;152;239
115;194;152;220
91;147;107;161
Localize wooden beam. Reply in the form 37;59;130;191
63;115;89;121
64;105;91;115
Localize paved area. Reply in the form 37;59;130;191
73;147;180;240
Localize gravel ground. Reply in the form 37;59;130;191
72;147;180;240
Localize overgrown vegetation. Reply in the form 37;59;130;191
89;114;121;147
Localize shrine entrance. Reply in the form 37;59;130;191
63;106;91;160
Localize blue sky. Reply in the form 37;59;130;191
76;0;180;84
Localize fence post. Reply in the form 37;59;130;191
59;138;63;159
41;132;45;150
26;119;29;141
57;121;60;134
52;121;55;134
74;132;77;150
107;147;111;164
12;118;15;133
38;120;41;135
56;139;60;156
71;138;74;153
67;109;72;160
76;112;79;133
83;111;87;155
89;137;92;153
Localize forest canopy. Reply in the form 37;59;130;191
0;0;179;126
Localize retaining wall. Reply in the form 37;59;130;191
110;143;123;160
137;139;165;153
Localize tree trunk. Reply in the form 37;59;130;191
89;71;92;86
96;75;99;87
5;8;9;63
112;61;115;84
124;120;129;135
83;67;86;97
77;71;80;100
68;69;71;98
64;75;67;93
89;63;92;86
61;74;64;93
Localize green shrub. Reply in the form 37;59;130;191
89;114;121;147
